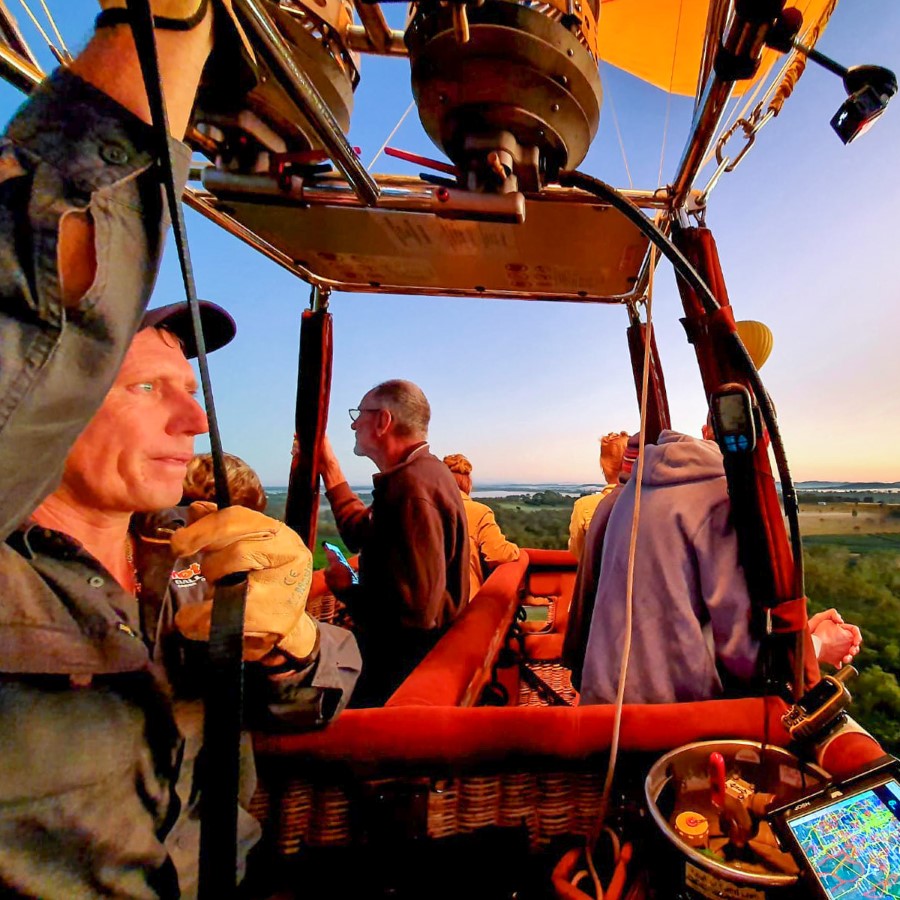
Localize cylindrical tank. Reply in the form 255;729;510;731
645;740;828;899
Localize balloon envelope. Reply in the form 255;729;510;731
735;320;774;370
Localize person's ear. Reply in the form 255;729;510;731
375;408;392;436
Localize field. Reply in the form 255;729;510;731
797;501;900;536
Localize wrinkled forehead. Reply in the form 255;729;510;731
116;327;194;383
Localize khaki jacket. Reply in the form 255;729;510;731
460;492;520;590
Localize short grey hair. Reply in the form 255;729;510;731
368;380;430;439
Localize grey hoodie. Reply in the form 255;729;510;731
580;430;759;705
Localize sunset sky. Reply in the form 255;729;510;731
2;1;898;487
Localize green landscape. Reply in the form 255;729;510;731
271;487;900;752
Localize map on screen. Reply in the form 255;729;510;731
787;779;900;899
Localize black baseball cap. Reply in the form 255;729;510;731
140;300;236;358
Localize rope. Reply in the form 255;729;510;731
698;0;840;182
602;244;654;814
602;66;633;189
124;3;246;896
657;0;685;187
769;0;838;116
16;0;60;61
584;236;657;900
36;0;68;59
366;99;415;172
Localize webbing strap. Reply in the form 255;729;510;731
768;596;808;633
626;321;670;443
671;225;810;697
125;3;247;896
285;306;333;547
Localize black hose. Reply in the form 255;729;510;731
559;169;805;601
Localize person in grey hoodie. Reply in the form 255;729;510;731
579;430;759;705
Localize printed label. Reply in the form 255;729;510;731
171;561;206;588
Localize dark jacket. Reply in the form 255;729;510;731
0;70;360;898
327;445;469;704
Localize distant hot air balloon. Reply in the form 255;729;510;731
735;320;774;370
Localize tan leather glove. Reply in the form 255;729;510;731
171;502;317;664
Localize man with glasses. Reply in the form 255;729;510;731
320;380;469;706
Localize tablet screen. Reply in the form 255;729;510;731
786;777;900;899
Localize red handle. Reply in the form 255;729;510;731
709;752;727;810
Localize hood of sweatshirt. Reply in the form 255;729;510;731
639;430;725;488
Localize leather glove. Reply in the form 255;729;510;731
171;502;318;664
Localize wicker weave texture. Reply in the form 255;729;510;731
253;769;605;854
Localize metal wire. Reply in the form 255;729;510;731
366;99;415;172
16;0;62;62
36;0;68;59
601;65;633;190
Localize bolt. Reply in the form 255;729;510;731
567;48;574;57
551;103;560;113
558;75;569;87
439;93;448;104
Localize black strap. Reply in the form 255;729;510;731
98;0;211;32
519;661;574;707
125;3;247;896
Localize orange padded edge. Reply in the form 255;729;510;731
255;698;792;765
820;732;889;780
525;548;578;569
385;552;529;708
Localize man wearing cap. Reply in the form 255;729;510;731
0;4;359;897
0;302;360;897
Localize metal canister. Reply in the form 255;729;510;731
674;811;710;849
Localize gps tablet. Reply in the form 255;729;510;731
771;760;900;899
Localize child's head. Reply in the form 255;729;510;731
182;452;267;512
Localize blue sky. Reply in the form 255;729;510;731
2;1;898;486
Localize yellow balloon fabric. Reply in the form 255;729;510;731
735;320;774;370
597;0;838;97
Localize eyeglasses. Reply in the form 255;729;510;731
348;407;382;422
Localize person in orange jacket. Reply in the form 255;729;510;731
443;453;520;591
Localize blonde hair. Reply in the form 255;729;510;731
600;432;629;484
182;452;267;512
443;453;473;494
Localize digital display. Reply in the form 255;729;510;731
786;777;900;899
715;393;748;434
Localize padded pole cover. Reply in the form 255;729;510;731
285;309;333;547
626;321;671;443
671;225;816;697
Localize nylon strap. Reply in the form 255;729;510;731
125;3;247;896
